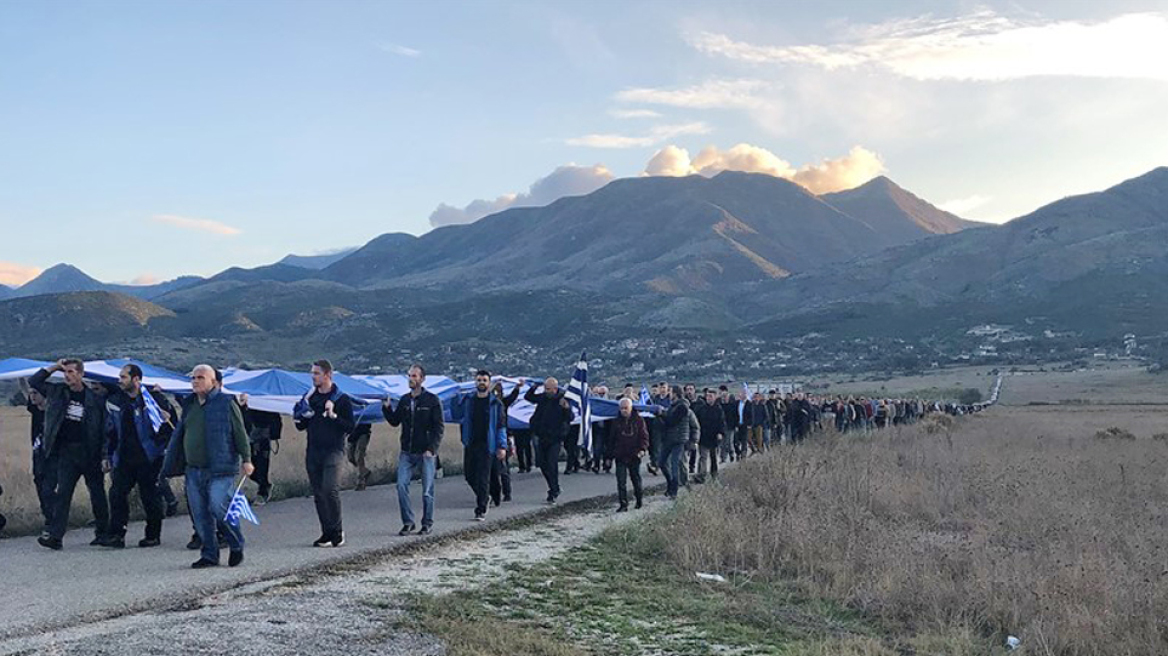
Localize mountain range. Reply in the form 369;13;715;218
2;168;1164;370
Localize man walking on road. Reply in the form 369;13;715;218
294;360;355;548
694;388;727;483
525;377;573;504
162;364;253;569
450;370;509;521
384;364;444;536
30;359;110;551
103;364;175;549
609;398;649;512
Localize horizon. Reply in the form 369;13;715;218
3;0;1168;285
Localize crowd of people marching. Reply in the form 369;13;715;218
0;357;981;570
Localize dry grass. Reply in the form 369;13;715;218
660;406;1168;655
0;405;464;536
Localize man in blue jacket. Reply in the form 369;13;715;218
162;365;253;569
102;364;175;548
450;370;509;521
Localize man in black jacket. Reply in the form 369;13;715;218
103;364;175;549
384;364;444;536
524;377;573;504
294;359;356;548
694;388;727;483
30;359;110;551
718;386;739;464
19;379;55;534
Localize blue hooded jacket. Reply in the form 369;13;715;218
449;391;508;455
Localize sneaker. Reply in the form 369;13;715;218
139;538;161;548
89;536;106;547
617;504;628;513
228;550;244;567
186;533;201;550
491;498;501;508
418;525;433;536
398;524;416;536
635;499;643;509
330;533;345;548
100;536;126;549
474;512;485;522
191;558;218;569
38;536;63;551
503;494;512;503
313;534;331;548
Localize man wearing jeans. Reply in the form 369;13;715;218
162;365;253;569
294;359;355;548
383;364;444;536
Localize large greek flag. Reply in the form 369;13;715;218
564;352;591;451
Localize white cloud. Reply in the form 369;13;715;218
429;164;615;227
615;79;770;109
689;11;1168;81
608;108;662;119
938;194;993;216
377;42;421;57
643;143;885;194
566;122;711;149
0;261;42;287
128;273;161;286
150;214;242;236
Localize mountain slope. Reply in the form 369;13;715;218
278;249;358;270
323;172;970;295
820;176;983;244
0;291;177;350
745;167;1168;337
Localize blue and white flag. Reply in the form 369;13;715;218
141;390;165;433
225;489;260;527
639;385;652;406
564;352;591;451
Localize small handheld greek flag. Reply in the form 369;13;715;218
639;385;652;406
225;482;260;527
141;390;165;433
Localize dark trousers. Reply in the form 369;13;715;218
306;449;343;538
515;430;534;472
463;446;492;515
536;435;562;500
734;427;749;457
688;446;698;472
615;457;643;506
490;454;511;503
563;429;581;473
32;447;58;531
109;458;164;540
49;446;109;541
648;423;662;469
249;438;272;495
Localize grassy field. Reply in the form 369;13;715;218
0;404;465;536
402;401;1168;655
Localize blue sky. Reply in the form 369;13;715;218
2;0;1167;285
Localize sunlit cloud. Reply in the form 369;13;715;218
689;11;1168;81
608;108;663;119
566;122;711;149
644;143;885;194
0;261;42;287
430;164;615;226
939;194;993;215
150;214;242;236
615;79;770;109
